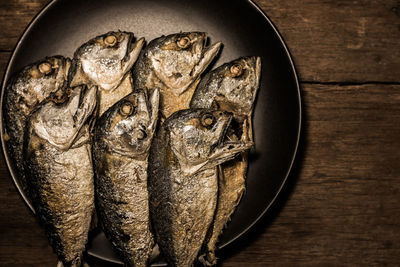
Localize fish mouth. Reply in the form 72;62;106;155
247;56;262;88
192;39;222;79
215;112;233;147
210;139;253;166
123;34;144;65
255;56;262;79
125;32;136;57
62;58;72;80
41;57;72;104
208;111;253;163
171;37;221;96
46;56;70;79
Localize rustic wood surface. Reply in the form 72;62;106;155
1;0;400;266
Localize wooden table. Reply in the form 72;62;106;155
1;0;399;266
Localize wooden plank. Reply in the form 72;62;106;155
255;0;400;83
0;152;56;266
0;0;49;51
0;52;11;79
219;83;400;266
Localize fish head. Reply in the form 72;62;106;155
101;88;159;158
32;84;97;150
168;109;253;175
14;56;70;115
70;31;144;91
146;32;222;95
197;56;261;117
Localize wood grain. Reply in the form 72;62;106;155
1;0;400;266
220;83;400;266
257;0;400;83
0;0;49;51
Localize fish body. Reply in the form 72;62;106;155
190;56;261;265
3;56;70;199
24;85;97;266
69;31;144;115
148;109;252;266
133;32;221;119
93;88;159;266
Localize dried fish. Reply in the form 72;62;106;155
190;56;261;265
93;88;159;266
148;109;252;266
24;85;97;266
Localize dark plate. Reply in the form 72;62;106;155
0;0;301;265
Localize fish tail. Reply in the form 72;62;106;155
149;243;161;262
57;255;85;267
198;251;217;266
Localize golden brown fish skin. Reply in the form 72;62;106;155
3;56;70;200
69;31;144;116
24;85;97;266
26;139;94;266
132;32;222;119
190;57;261;266
93;89;159;267
148;109;252;267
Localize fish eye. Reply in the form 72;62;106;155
177;37;191;49
201;113;215;127
38;62;53;75
137;129;147;140
104;35;117;47
119;102;134;116
230;64;243;77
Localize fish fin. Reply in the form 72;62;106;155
129;38;145;64
148;88;160;132
191;42;222;83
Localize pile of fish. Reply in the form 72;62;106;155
3;31;261;267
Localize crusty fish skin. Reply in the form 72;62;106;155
3;56;70;201
133;32;222;119
69;31;144;116
93;88;159;267
24;85;97;266
190;57;261;266
148;109;252;267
